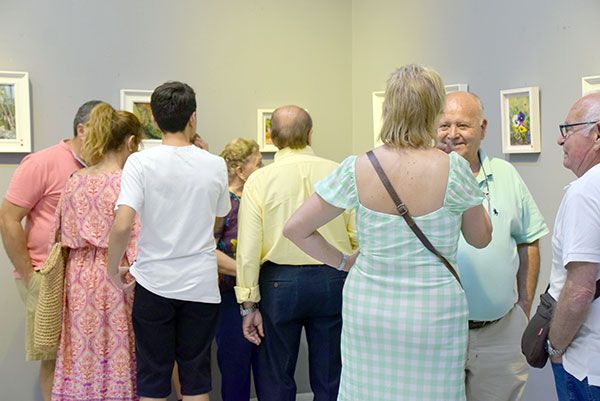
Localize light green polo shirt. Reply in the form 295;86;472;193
457;150;549;321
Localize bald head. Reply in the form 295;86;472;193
445;92;485;123
569;93;600;123
270;105;313;150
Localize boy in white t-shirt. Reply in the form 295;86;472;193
108;81;230;401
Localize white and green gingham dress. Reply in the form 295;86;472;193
315;152;483;401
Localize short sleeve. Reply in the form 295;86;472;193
117;155;144;212
315;156;358;209
560;190;600;267
6;155;45;209
445;152;484;213
216;158;231;217
511;169;549;244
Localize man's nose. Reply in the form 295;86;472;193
447;126;459;138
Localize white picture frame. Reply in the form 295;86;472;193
444;83;469;93
120;89;162;150
500;87;541;154
257;108;277;152
372;91;384;147
582;75;600;96
0;71;31;153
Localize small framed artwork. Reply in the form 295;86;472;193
0;71;31;153
120;89;162;149
582;75;600;96
372;91;384;147
444;83;468;93
257;109;277;152
500;87;541;154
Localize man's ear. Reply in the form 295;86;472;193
591;123;600;151
307;128;313;146
480;119;488;140
76;123;86;139
188;111;197;128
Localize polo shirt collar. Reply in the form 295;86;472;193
274;146;315;162
61;139;87;167
475;149;492;184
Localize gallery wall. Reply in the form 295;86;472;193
2;0;600;400
0;0;351;400
350;1;600;399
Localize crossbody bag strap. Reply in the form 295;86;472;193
366;150;462;286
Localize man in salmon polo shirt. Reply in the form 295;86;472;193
0;100;101;401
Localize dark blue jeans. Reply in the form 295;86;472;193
552;362;600;401
215;288;259;401
254;263;347;401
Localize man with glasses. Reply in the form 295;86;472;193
437;91;549;401
548;93;600;401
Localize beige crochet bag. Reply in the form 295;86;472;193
33;208;69;352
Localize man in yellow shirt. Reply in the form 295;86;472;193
235;105;356;401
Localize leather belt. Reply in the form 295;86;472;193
468;318;501;330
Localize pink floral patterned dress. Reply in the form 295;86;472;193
51;171;139;401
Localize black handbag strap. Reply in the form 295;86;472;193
366;151;462;286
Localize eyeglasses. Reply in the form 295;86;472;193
558;121;598;138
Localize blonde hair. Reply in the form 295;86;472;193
220;138;260;178
82;103;143;165
379;64;446;148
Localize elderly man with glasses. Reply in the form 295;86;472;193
548;93;600;401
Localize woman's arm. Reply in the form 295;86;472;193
216;249;236;276
461;204;492;248
284;193;357;270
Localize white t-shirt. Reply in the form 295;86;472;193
117;145;230;303
549;163;600;386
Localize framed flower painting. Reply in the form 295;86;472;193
500;87;540;154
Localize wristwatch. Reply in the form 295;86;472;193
546;339;566;357
240;303;258;317
337;254;349;271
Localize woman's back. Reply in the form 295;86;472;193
356;146;449;217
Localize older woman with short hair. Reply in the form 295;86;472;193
284;64;492;401
214;138;262;401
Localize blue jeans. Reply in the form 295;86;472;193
254;262;347;401
215;288;259;401
552;362;600;401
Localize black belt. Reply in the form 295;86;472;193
468;318;501;330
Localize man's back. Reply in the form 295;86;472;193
118;144;230;302
238;146;354;269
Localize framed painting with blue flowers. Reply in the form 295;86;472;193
500;87;540;154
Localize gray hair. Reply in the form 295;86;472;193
73;100;102;137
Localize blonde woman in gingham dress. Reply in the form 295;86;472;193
284;65;492;401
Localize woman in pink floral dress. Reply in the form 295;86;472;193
51;103;143;401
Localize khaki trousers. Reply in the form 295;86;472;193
466;304;529;401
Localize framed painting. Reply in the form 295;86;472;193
372;91;384;147
0;71;31;153
500;87;540;154
582;75;600;96
257;109;277;152
120;89;162;149
444;83;468;93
